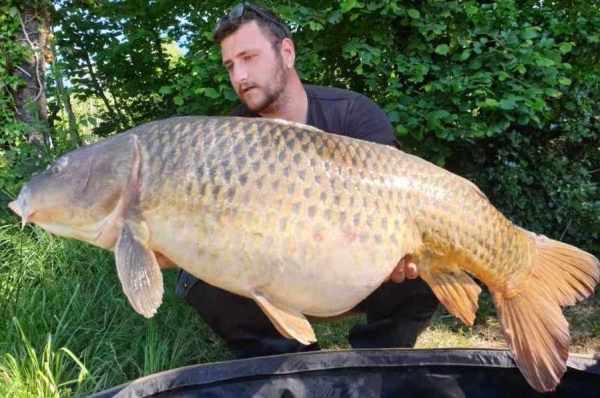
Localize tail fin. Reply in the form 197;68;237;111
492;234;599;392
533;235;599;305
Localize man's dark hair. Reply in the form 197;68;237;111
213;2;291;50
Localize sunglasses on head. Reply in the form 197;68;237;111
215;2;290;38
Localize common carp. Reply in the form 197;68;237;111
8;116;599;392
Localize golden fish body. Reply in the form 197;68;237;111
9;116;599;392
136;118;527;309
139;117;416;317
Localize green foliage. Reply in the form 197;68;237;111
0;1;66;196
0;220;234;396
472;131;599;253
51;0;192;134
158;25;237;116
0;4;33;193
287;1;575;156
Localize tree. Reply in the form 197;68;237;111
51;0;196;135
12;0;52;148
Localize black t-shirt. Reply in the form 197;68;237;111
231;84;399;148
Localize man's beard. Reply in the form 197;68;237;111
244;56;288;114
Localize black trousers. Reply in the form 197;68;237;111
177;270;439;359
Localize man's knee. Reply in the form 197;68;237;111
349;278;439;349
176;270;319;358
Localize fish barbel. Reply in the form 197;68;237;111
8;116;599;392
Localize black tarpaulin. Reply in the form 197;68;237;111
87;349;600;398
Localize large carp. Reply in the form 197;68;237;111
8;116;599;392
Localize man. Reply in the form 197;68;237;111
177;2;439;359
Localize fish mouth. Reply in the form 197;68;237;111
8;200;22;217
8;187;112;246
12;206;115;249
8;186;116;249
8;187;33;229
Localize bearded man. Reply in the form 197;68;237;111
176;2;439;359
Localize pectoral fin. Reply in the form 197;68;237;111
419;253;481;326
253;292;316;345
115;219;163;318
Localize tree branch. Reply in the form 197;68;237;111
17;9;44;102
15;65;32;78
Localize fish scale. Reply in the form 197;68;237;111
88;117;575;293
9;116;599;392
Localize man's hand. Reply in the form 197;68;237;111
389;255;419;283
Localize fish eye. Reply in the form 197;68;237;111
51;156;69;175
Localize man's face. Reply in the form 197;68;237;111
221;21;287;113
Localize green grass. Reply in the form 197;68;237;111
0;210;598;396
0;215;231;396
0;318;88;397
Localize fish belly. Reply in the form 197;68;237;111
146;211;401;317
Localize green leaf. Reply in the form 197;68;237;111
7;6;19;17
520;27;540;40
159;86;172;94
435;129;448;139
459;50;471;61
481;98;500;108
498;72;511;82
469;59;482;70
396;125;408;135
174;96;183;106
407;9;420;19
558;42;573;53
465;4;479;16
435;44;450;55
327;10;342;24
558;77;572;86
429;110;450;119
500;97;517;110
540;38;555;48
308;21;324;31
225;91;238;101
341;0;359;13
535;57;556;67
544;88;561;97
387;110;400;123
203;88;220;99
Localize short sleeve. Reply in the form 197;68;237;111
345;95;399;148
